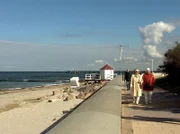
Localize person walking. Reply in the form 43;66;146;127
130;69;142;104
142;68;155;104
124;69;131;90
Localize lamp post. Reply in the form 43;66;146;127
119;45;124;84
151;59;153;73
120;45;123;74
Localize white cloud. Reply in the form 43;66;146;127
114;58;118;62
123;56;135;60
123;57;138;62
143;45;163;58
139;21;176;58
95;60;104;64
139;21;175;45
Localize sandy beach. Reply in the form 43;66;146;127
0;81;107;134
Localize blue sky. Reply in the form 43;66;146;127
0;0;180;71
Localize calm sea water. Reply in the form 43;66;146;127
0;70;157;90
0;71;112;89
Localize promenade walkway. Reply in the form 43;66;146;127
121;87;180;134
42;76;121;134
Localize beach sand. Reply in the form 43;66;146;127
0;81;107;134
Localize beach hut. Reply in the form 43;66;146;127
70;77;80;88
100;64;114;80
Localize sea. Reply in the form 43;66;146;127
0;71;121;90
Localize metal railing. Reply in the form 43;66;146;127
85;73;101;81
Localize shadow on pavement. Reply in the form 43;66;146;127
122;88;180;114
122;116;180;125
121;87;180;134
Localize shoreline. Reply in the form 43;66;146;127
0;83;68;95
0;81;68;91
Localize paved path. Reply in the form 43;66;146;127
42;76;121;134
121;88;180;134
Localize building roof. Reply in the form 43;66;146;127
100;64;113;70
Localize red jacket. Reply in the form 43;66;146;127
142;73;155;91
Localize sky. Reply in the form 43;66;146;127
0;0;180;71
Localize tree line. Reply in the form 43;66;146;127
157;42;180;93
158;42;180;80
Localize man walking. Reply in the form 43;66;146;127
124;69;131;90
142;68;155;104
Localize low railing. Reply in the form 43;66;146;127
85;73;101;81
41;75;122;134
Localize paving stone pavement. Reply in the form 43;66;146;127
121;87;180;134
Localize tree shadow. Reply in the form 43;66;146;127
122;116;180;125
122;90;180;114
122;93;132;104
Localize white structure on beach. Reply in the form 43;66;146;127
100;64;114;80
70;77;80;88
85;73;101;81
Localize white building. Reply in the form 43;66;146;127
100;64;114;80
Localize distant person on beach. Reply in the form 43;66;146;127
142;68;155;104
130;69;142;104
124;69;131;90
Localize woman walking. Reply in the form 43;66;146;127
130;69;142;104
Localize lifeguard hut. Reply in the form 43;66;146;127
100;64;114;80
